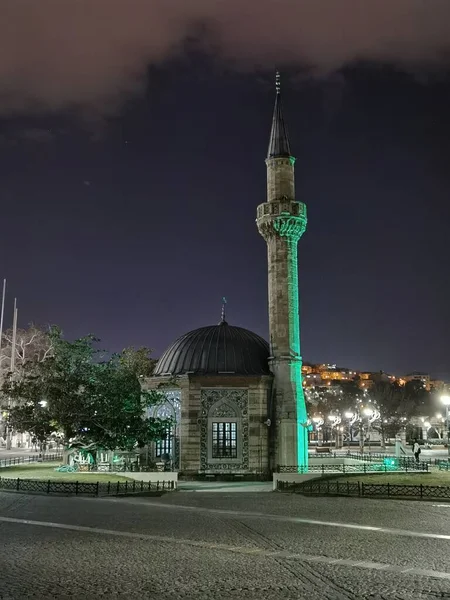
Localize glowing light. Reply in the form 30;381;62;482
441;395;450;406
344;411;354;419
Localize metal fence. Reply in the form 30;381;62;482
309;451;432;466
277;462;429;474
343;452;432;466
0;476;175;496
277;479;450;499
437;460;450;471
0;453;63;469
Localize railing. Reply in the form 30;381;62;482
90;464;169;473
437;460;450;471
0;453;63;469
343;452;432;466
0;477;175;496
277;478;450;500
277;462;429;474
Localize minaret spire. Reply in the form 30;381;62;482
267;71;291;159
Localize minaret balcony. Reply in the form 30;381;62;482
256;198;306;220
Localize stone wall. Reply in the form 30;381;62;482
146;374;273;475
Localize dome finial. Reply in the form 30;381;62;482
220;296;227;325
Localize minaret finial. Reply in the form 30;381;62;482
275;70;281;95
220;296;227;324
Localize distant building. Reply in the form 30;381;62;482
404;372;431;391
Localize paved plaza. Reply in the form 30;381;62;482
0;489;450;598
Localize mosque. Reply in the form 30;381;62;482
145;74;309;477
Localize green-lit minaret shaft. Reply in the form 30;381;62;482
256;73;308;470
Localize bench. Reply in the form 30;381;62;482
315;447;332;454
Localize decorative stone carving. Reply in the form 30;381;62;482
256;201;307;242
273;216;307;240
211;403;237;418
200;389;249;471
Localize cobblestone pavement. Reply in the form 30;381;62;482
1;491;450;598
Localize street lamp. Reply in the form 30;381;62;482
312;416;324;447
363;407;373;454
328;414;341;449
440;395;450;458
344;411;354;450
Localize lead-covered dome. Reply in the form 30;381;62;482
154;322;270;376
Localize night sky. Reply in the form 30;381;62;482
1;1;450;379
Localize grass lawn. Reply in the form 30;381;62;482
329;471;450;486
0;462;132;483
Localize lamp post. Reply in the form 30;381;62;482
363;407;373;454
328;414;341;449
312;416;324;447
344;411;354;450
440;395;450;459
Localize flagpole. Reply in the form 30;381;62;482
10;298;17;373
6;298;17;450
0;279;6;371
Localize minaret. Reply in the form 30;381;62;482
256;72;308;470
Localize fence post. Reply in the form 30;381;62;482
75;481;79;495
343;464;346;475
47;480;51;494
358;481;361;496
125;481;128;495
16;478;20;491
387;483;390;497
116;481;120;495
327;480;330;494
347;481;350;495
361;482;364;496
321;465;324;476
140;480;144;492
96;482;99;497
364;464;366;474
336;480;340;495
420;484;423;499
107;481;111;495
132;480;136;493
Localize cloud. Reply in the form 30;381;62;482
1;0;449;115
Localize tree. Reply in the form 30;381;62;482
7;400;54;450
0;325;53;376
368;381;419;446
119;346;156;379
2;327;170;453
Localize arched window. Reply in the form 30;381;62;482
151;391;181;462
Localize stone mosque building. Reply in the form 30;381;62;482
145;74;309;476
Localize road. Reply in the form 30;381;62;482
0;490;450;598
